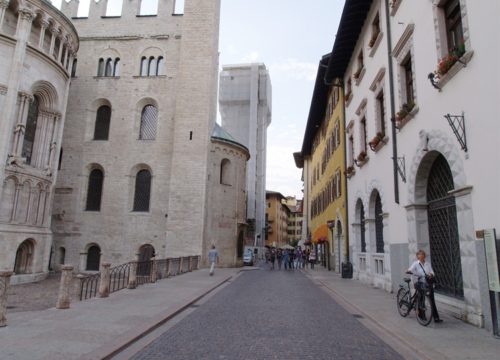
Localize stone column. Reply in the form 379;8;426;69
188;256;193;272
0;271;13;327
128;261;137;289
38;18;49;49
178;257;183;273
0;0;9;30
151;258;158;283
98;262;111;298
48;26;59;58
57;33;65;63
56;265;74;309
166;258;171;277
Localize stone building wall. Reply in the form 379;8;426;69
52;0;221;271
0;0;78;283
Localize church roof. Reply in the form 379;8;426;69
211;123;250;155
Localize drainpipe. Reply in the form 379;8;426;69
385;0;399;204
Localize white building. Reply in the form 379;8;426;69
324;0;499;328
219;63;272;247
0;0;78;284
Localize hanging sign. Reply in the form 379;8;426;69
483;229;500;292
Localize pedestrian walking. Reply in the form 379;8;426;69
288;250;294;270
270;248;276;270
208;245;219;276
277;249;283;270
282;249;289;270
309;250;316;270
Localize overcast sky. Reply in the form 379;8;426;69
52;0;344;198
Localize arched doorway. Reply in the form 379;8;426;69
426;154;463;298
138;244;155;276
86;245;101;271
14;239;35;274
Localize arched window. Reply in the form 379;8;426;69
59;247;66;265
105;58;113;76
133;169;152;212
71;59;77;77
148;56;156;76
85;169;104;211
139;105;157;140
22;96;40;165
86;245;101;271
97;58;104;76
140;57;148;76
94;105;111;140
156;56;165;75
14;239;35;274
356;199;366;253
220;159;231;185
375;193;384;253
113;58;120;76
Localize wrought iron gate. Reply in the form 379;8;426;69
427;155;463;299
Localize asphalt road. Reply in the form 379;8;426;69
132;266;403;360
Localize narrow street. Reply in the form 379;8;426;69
131;265;402;360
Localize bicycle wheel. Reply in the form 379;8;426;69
396;288;411;317
416;292;433;326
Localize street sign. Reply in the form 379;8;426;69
484;229;500;292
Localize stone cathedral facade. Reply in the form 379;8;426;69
1;0;249;283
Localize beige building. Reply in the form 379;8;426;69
284;197;302;246
0;0;79;284
265;191;289;247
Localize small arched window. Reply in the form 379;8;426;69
148;56;156;76
133;169;152;212
85;168;104;211
97;58;104;76
105;58;113;76
22;96;40;165
156;56;165;75
71;59;77;78
94;105;111;140
375;193;384;253
139;105;157;140
113;58;120;76
86;245;101;271
358;200;366;253
220;159;231;185
140;57;148;76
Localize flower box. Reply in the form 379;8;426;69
369;132;387;152
395;102;419;130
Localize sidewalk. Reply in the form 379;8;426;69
303;266;500;360
0;268;239;360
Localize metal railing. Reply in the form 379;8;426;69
77;255;200;301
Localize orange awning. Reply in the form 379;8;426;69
312;224;329;244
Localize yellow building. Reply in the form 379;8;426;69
296;54;349;273
265;191;290;247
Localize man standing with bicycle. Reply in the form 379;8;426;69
408;250;443;323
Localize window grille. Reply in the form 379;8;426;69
94;105;111;140
139;105;157;140
375;193;384;253
133;169;152;212
85;169;104;211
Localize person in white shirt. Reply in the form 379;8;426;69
408;249;443;323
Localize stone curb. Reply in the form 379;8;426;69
302;270;447;360
78;272;236;360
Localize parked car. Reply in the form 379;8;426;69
243;250;254;266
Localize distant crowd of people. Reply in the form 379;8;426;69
265;247;317;270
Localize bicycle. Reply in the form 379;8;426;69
396;271;433;326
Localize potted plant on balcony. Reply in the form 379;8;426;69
346;165;355;176
396;101;415;123
353;67;363;80
369;132;385;151
435;40;466;78
357;151;367;162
